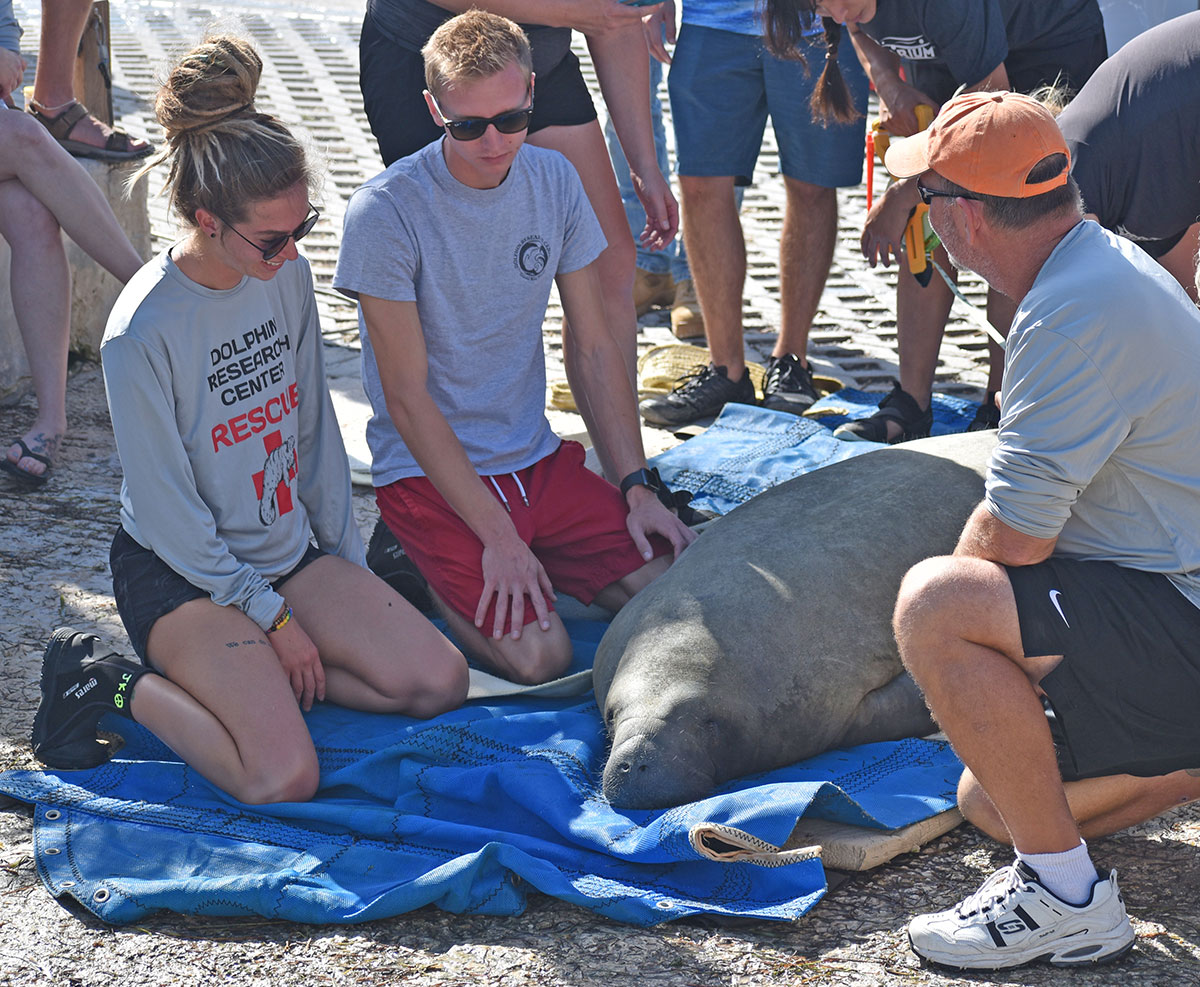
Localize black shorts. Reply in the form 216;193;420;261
1006;557;1200;781
909;29;1108;106
359;13;596;167
109;526;325;664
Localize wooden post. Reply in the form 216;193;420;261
72;1;112;126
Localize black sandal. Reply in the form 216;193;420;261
1;438;53;487
834;382;933;444
968;391;1001;431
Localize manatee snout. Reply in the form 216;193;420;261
602;716;719;809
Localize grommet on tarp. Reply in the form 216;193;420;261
93;888;111;903
61;881;75;888
45;847;61;855
44;809;61;820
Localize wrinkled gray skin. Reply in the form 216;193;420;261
595;431;998;809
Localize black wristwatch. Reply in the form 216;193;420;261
619;466;667;500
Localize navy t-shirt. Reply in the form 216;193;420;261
365;0;571;78
1059;11;1200;253
860;0;1104;102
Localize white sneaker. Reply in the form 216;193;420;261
908;862;1135;970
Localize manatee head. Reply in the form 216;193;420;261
601;677;761;809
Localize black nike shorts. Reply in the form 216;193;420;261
1005;557;1200;781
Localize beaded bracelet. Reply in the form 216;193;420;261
267;604;293;634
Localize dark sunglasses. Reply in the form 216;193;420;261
916;179;979;206
220;203;320;260
427;90;534;142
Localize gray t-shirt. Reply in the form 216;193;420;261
334;140;606;484
102;250;365;631
987;221;1200;608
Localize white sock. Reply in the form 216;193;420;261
1016;840;1098;905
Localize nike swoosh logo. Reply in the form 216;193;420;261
1049;589;1070;628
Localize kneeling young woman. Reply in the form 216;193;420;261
31;36;468;803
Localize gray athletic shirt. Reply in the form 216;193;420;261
102;250;365;631
987;221;1200;609
333;140;606;484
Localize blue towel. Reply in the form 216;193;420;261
649;404;884;516
0;689;961;926
650;394;979;516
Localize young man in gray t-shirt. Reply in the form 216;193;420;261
334;11;693;686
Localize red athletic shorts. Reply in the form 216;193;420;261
376;440;671;635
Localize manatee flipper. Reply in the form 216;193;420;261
838;672;935;749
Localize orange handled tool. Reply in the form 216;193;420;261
901;104;937;284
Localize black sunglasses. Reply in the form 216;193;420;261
427;90;534;142
916;179;979;206
220;203;320;260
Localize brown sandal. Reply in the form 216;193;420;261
27;99;153;162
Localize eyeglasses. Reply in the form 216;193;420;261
916;180;979;206
427;90;534;142
220;203;320;260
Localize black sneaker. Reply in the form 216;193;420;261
968;391;1001;431
834;382;932;444
31;627;145;769
366;518;434;613
762;353;819;414
639;363;755;427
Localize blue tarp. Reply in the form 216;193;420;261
0;671;962;926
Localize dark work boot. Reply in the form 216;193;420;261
31;627;149;769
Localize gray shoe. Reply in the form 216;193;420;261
762;353;819;414
639;363;755;427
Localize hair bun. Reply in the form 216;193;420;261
155;35;263;143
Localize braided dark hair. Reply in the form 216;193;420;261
761;0;862;126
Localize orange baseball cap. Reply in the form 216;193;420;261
885;90;1070;198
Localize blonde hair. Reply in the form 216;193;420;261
132;35;316;226
422;10;532;101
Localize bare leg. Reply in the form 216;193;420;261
0;179;68;476
960;766;1200;843
135;599;324;804
1157;221;1200;303
31;0;149;153
892;243;955;433
775;177;836;361
277;554;468;716
678;174;746;377
0;112;143;281
895;555;1082;853
429;588;573;686
133;558;468;803
591;554;670;610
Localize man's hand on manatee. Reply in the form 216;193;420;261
624;485;696;560
476;530;556;640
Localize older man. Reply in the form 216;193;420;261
885;91;1200;971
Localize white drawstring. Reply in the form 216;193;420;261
487;473;531;512
511;472;530;507
488;475;510;512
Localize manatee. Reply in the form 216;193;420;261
594;430;997;809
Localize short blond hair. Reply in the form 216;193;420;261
422;9;532;100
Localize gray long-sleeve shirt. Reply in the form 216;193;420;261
102;248;366;630
987;221;1200;608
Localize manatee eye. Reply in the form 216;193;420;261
605;707;616;724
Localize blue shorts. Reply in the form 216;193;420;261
668;23;868;187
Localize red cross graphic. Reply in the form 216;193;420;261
252;430;298;516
